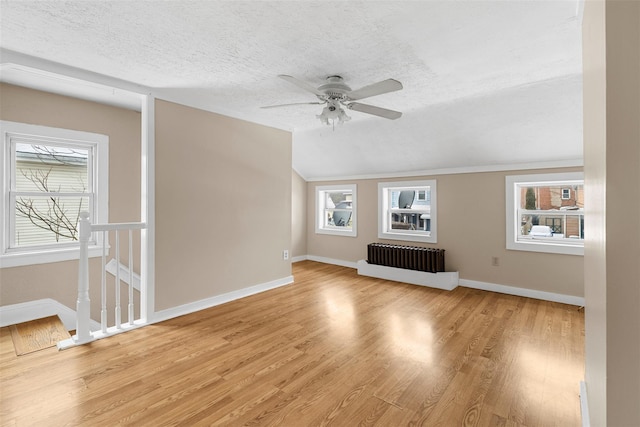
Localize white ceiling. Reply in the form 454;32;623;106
0;1;583;180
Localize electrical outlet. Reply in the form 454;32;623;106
283;250;289;260
491;256;500;266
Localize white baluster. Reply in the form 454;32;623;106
128;229;134;325
75;212;92;343
101;230;107;333
115;230;121;329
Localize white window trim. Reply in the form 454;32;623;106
378;179;437;243
505;172;583;256
0;120;109;268
315;184;357;237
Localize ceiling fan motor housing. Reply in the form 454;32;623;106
318;75;351;101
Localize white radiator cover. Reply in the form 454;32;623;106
356;260;459;291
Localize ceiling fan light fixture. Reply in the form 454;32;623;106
317;100;351;126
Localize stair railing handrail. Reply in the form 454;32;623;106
72;211;146;347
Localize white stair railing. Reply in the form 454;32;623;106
58;212;146;349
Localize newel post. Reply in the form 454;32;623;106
75;211;92;343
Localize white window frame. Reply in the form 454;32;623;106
0;121;109;267
315;184;357;237
562;188;571;200
506;172;584;256
378;180;437;243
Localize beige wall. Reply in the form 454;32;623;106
583;0;640;425
0;83;141;321
307;168;584;297
0;87;293;319
291;169;307;258
154;100;292;311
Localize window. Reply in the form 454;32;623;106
378;180;437;243
506;172;584;255
315;184;357;236
1;121;108;267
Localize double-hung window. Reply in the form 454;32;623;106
378;180;437;243
315;184;357;236
506;172;584;255
1;121;108;267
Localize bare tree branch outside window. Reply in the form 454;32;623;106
14;144;88;245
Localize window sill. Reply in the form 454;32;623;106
316;228;357;237
379;231;437;244
0;245;107;268
507;240;583;256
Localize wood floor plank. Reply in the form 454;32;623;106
0;261;584;426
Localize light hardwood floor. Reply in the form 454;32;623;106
0;261;584;426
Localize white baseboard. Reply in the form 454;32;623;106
459;278;585;306
291;255;308;263
152;275;294;324
5;275;292;346
356;260;459;291
580;381;590;427
0;298;100;331
306;255;357;269
300;255;584;306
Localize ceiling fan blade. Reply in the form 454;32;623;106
278;75;324;96
347;79;403;101
261;101;325;109
347;102;402;120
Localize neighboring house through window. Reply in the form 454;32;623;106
0;120;108;267
378;180;437;243
506;172;584;255
315;184;357;236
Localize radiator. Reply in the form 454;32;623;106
367;243;445;273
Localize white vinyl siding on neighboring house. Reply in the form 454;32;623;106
14;157;90;247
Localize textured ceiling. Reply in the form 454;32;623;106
0;1;583;180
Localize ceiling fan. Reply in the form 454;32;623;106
262;75;403;127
